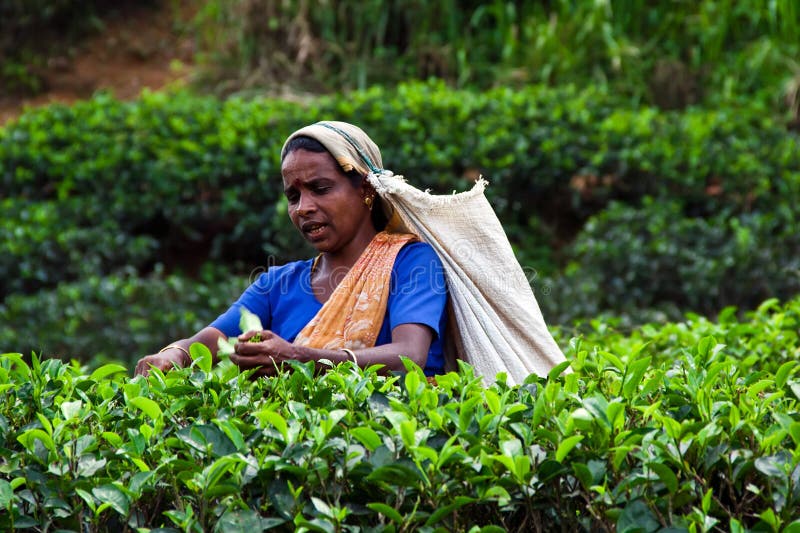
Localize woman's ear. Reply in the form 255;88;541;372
361;180;376;200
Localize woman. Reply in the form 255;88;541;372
134;121;447;378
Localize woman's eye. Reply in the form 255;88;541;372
313;186;331;194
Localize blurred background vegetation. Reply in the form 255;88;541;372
1;0;799;368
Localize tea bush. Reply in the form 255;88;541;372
0;199;158;297
540;199;800;324
2;83;798;302
1;296;799;531
0;267;248;369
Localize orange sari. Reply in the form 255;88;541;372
293;231;417;351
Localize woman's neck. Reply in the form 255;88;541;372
322;228;379;271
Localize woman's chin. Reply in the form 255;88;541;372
306;235;335;253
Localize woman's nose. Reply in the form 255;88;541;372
295;193;316;215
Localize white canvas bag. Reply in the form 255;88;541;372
369;172;567;385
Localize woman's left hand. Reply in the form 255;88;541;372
231;330;297;376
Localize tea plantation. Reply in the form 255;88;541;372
2;297;799;531
3;2;800;530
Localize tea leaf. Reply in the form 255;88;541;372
205;456;244;493
92;485;129;516
60;400;82;421
35;413;53;436
128;396;162;421
351;426;382;452
697;336;717;360
0;479;13;508
367;503;404;524
77;456;107;477
189;342;213;374
648;463;678;494
782;520;800;533
556;435;583;462
215;509;265;532
702;488;713;513
548;360;572;379
217;336;235;357
775;360;797;389
179;424;237;458
484;389;501;414
598;351;624;372
622;356;651;399
617;499;659;533
239;307;263;334
17;429;55;453
425;496;477;526
74;488;96;513
257;410;288;441
88;363;127;381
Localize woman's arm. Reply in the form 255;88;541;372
134;326;227;376
230;323;433;376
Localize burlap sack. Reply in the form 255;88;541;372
369;172;566;385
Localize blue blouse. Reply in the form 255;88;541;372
210;242;448;374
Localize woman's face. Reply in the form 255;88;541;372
281;148;375;255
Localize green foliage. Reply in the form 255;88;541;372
0;268;247;370
3;83;800;342
0;199;158;297
2;83;799;309
540;199;800;324
191;0;800;111
1;90;316;295
2;296;800;530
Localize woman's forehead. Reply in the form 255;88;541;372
282;149;347;184
282;148;339;170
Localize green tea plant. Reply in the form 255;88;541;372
539;199;800;323
2;296;799;531
0;267;248;369
2;83;798;298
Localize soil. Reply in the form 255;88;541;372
0;2;197;126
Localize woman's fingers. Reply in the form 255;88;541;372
134;360;149;376
229;351;276;367
238;329;272;342
230;330;295;375
229;351;279;372
237;330;256;342
234;340;269;355
134;355;172;376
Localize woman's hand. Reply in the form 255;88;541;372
135;348;190;377
230;330;298;376
134;328;226;377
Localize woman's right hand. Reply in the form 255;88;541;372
134;348;190;377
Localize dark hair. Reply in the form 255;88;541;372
281;135;387;230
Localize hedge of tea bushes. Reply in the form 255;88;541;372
1;296;799;531
2;81;800;326
0;267;248;369
538;198;800;324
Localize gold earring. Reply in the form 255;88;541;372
364;196;374;209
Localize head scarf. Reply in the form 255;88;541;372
281;121;384;176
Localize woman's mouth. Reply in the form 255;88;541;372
302;222;328;239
